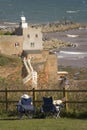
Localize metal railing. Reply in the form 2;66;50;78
0;88;87;112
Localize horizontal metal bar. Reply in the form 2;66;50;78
0;89;87;92
0;100;87;104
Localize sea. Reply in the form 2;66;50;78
0;0;87;24
0;0;87;68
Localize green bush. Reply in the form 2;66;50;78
4;31;12;35
0;55;11;66
64;110;87;119
0;31;12;35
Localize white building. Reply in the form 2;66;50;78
20;16;43;53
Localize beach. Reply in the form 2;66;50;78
43;26;87;68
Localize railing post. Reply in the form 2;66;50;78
5;88;8;112
63;86;69;112
65;88;69;112
63;87;65;97
32;88;35;107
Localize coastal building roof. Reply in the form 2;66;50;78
24;50;42;54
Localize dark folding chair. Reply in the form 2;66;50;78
41;96;58;118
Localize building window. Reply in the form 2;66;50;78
27;34;30;38
15;42;19;47
35;34;38;38
30;42;34;47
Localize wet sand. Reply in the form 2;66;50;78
58;57;87;68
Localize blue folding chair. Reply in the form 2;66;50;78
17;94;35;119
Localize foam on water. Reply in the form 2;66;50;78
66;10;80;14
59;51;87;55
67;34;79;38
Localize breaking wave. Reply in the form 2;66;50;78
59;51;87;55
58;51;87;59
67;34;79;38
66;10;80;14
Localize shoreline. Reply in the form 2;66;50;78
42;22;86;33
0;20;86;31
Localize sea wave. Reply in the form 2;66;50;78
66;10;80;14
59;51;87;55
67;34;79;38
58;56;85;60
58;54;86;60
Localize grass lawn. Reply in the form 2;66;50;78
0;118;87;130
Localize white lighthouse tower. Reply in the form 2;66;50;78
21;16;28;28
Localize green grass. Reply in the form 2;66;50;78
0;118;87;130
0;54;21;66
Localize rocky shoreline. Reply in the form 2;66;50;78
43;38;72;50
41;21;86;32
42;22;83;50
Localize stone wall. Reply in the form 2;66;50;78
45;53;58;87
0;35;23;55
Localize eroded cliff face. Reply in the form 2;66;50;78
27;50;58;89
